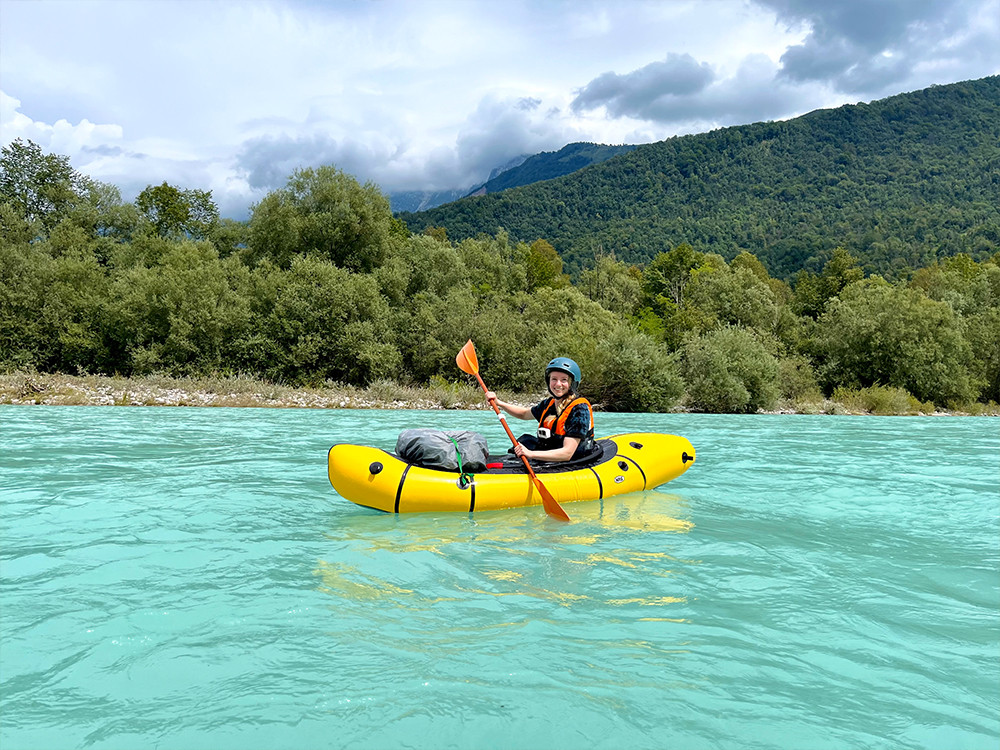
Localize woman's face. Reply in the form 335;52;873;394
548;371;572;397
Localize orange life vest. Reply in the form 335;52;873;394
537;396;594;438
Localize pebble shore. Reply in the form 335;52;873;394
0;373;994;416
0;373;513;411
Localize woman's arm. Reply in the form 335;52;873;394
484;392;533;420
514;436;581;463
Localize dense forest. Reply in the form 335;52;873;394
1;131;998;413
399;77;1000;280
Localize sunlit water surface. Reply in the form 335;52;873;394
1;406;997;750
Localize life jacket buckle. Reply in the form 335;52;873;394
537;427;552;439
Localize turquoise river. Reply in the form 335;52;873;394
1;405;997;750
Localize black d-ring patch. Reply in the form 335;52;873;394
619;456;647;489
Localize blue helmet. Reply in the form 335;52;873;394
545;357;582;389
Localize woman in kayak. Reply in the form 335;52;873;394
486;356;595;462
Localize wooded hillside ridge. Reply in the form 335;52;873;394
2;105;998;414
399;76;1000;280
388;142;638;213
464;142;638;197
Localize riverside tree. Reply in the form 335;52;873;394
136;182;219;240
0;138;92;232
811;279;980;406
682;326;780;413
247;165;401;272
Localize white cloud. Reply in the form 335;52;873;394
235;91;584;195
1;91;123;154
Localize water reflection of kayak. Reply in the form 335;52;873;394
328;433;695;514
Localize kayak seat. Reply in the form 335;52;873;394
484;439;615;474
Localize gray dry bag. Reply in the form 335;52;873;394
395;429;489;472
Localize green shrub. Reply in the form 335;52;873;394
832;385;931;415
682;326;779;413
426;374;482;409
778;355;822;400
963;307;1000;404
364;379;411;403
245;255;400;384
517;287;684;412
813;280;980;405
575;322;684;412
952;400;1000;416
106;242;252;376
685;264;779;334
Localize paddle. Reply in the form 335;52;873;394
456;339;570;522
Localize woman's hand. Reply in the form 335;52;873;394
513;443;534;460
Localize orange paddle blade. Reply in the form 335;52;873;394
456;339;479;375
535;477;570;522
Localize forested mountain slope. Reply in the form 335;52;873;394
463;142;637;196
399;77;1000;279
389;143;634;212
388;187;468;214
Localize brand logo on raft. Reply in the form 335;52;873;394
614;476;625;483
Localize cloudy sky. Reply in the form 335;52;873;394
2;0;998;218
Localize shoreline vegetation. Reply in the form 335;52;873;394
4;136;999;416
2;372;996;416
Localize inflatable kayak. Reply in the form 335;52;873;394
327;432;695;513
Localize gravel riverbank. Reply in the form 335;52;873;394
0;372;515;411
1;372;995;416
